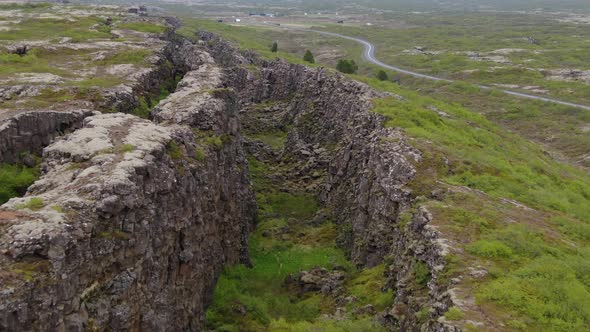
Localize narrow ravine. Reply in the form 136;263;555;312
205;101;392;331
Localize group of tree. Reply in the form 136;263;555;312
270;46;398;83
336;59;358;74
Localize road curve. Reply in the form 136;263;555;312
277;25;590;111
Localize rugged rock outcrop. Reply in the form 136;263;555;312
0;36;256;330
0;110;255;331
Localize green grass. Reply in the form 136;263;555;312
118;22;167;34
251;130;288;150
444;307;465;321
0;17;112;42
167;141;184;160
354;76;590;330
0;164;40;205
117;144;135;153
98;49;153;66
346;264;394;310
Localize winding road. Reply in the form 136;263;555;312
275;25;590;111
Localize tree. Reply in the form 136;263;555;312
377;70;389;81
271;42;278;53
336;59;358;74
303;50;315;63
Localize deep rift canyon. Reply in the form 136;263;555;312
0;24;458;332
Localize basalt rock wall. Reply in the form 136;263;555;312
0;37;256;331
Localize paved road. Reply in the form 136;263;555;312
276;26;590;111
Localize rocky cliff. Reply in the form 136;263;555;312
0;34;256;330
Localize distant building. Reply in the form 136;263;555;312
235;18;241;23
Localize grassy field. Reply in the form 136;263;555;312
316;13;590;104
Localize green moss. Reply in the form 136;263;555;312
10;260;50;281
51;206;64;213
117;144;135;153
204;136;224;151
416;307;430;323
16;197;44;211
444;307;464;321
250;130;288;150
167;141;184;160
269;317;386;331
195;148;206;162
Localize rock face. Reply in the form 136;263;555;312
0;110;92;164
0;41;256;330
200;32;457;331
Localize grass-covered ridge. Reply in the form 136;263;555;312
358;76;590;330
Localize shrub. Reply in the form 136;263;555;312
414;261;431;286
303;50;315;63
336;59;358;74
377;70;389;81
132;96;150;119
270;42;278;53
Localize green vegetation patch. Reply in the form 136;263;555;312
0;164;40;205
16;197;45;211
0;17;112;42
359;76;590;330
98;49;153;66
118;22;167;34
250;130;288;151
